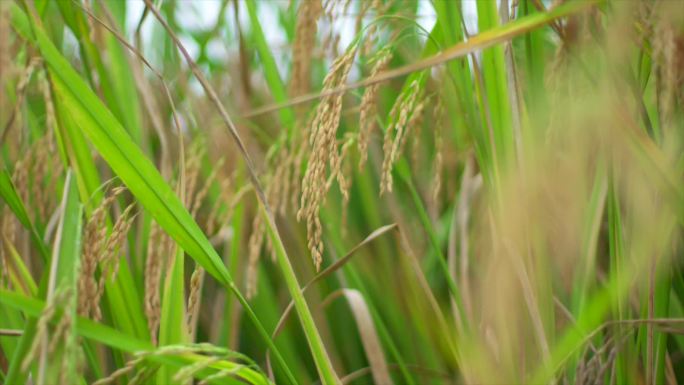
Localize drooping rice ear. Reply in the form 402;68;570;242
298;45;358;270
290;0;323;99
358;48;393;169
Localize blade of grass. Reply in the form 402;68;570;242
607;179;633;383
476;0;514;173
260;204;340;384
54;0;141;144
36;171;82;384
270;224;398;340
394;158;467;333
244;0;295;142
321;217;416;385
3;241;38;296
0;169;50;261
157;245;187;384
322;289;392;385
96;0;144;146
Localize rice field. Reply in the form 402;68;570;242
1;0;683;384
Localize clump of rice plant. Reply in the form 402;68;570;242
1;1;683;384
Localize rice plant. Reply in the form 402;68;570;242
1;0;683;384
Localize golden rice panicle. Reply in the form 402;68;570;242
48;286;81;384
354;0;371;36
30;135;53;221
145;222;170;345
186;264;205;337
321;0;350;57
361;0;384;56
432;95;445;203
190;157;225;219
358;48;393;169
290;113;315;214
397;98;425;160
291;0;322;97
16;56;42;106
3;57;41;150
93;356;144;385
39;73;63;216
298;45;357;270
77;187;124;319
652;3;684;132
205;176;233;236
380;79;421;195
13;151;30;208
91;203;135;320
22;286;73;373
338;134;355;232
184;140;206;207
173;356;222;384
246;209;265;298
272;146;300;217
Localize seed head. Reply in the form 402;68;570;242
358;48;393;169
291;0;323;98
380;79;422;194
78;187;124;319
298;45;357;270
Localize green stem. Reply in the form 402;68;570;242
261;205;340;385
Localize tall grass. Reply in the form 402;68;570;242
1;0;683;384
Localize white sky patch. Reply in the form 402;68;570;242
417;1;437;32
463;0;479;34
125;0;442;60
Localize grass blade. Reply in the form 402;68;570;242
0;169;50;261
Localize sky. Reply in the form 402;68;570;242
123;0;484;62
